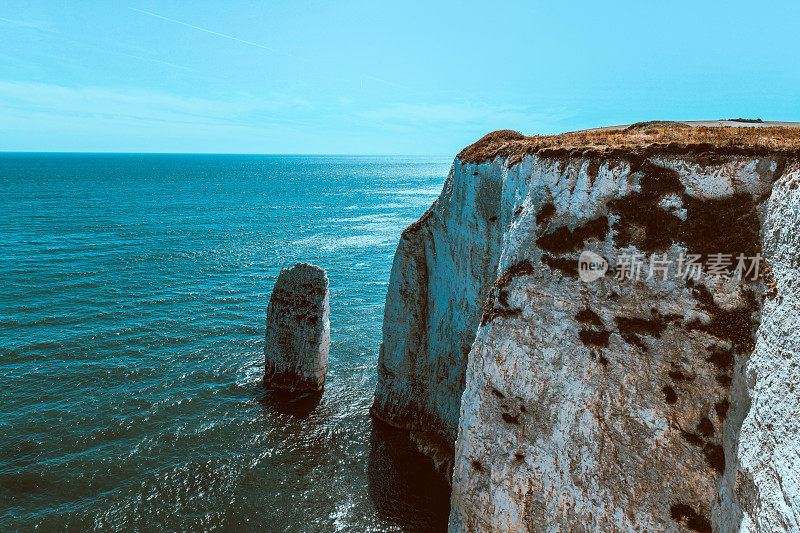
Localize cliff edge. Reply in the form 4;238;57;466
373;121;800;531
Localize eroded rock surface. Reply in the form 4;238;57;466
264;263;330;392
374;128;800;531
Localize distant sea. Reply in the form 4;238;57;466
0;154;453;532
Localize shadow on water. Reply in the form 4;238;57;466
367;419;451;532
257;388;323;419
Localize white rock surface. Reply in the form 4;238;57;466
375;141;800;531
370;159;509;474
738;170;800;532
264;263;330;392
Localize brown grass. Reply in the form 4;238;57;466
457;121;800;165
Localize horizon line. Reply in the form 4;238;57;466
0;151;452;157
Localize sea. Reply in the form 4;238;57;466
0;154;454;532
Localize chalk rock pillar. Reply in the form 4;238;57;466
264;263;330;392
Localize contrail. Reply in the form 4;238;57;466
0;17;48;30
130;7;275;52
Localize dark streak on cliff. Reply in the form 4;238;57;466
480;260;537;326
495;260;536;289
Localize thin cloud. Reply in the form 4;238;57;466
360;102;574;127
129;7;275;52
0;14;194;72
0;80;311;128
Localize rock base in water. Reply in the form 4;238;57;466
264;262;330;393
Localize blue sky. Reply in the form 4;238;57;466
1;1;799;154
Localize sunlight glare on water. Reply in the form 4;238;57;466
0;154;452;532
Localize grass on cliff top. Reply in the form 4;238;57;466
458;121;800;164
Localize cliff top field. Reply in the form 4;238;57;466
458;120;800;165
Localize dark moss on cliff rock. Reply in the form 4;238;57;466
608;162;684;253
715;400;730;421
535;202;556;226
497;289;510;308
669;503;712;533
575;307;604;328
662;385;678;404
576;307;609;348
480;305;522;327
687;284;758;353
668;368;693;382
680;193;761;261
707;346;734;373
541;254;579;277
614;314;667;352
698;417;715;437
704;443;726;474
536;216;609;255
578;329;610;348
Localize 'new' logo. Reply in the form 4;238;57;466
578;250;608;282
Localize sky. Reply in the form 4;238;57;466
1;0;799;154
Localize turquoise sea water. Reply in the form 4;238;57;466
0;154;452;532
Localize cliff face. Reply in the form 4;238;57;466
374;125;800;531
370;157;511;473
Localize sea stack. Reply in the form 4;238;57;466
264;263;330;392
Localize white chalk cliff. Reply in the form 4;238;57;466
372;127;800;532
